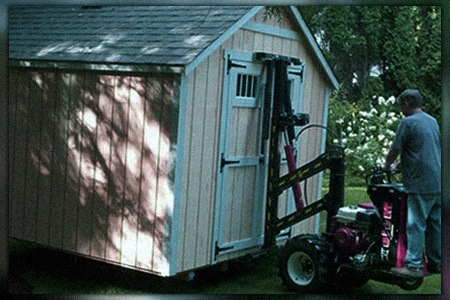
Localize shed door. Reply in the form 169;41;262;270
213;50;265;260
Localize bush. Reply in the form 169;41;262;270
327;94;402;180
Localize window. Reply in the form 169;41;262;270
236;73;258;98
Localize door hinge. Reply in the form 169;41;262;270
288;70;304;77
215;241;235;259
288;65;305;82
220;153;240;173
227;55;247;75
259;154;265;165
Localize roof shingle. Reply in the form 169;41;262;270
9;5;253;65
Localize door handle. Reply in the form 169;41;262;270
220;153;240;172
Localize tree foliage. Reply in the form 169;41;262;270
299;6;441;122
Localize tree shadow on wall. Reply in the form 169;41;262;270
8;68;178;272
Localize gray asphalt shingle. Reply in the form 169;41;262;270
9;5;253;65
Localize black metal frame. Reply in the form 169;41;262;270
254;52;345;249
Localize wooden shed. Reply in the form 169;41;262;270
8;5;338;277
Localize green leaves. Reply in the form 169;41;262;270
300;6;441;124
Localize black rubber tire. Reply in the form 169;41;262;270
397;277;423;290
279;236;330;293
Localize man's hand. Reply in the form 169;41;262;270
383;161;400;172
383;147;400;172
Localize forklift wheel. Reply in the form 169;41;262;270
397;277;423;291
279;236;329;293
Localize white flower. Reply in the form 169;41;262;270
358;165;365;171
387;119;393;125
387;96;396;104
359;111;370;118
386;130;396;137
378;134;385;141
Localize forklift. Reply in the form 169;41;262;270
255;52;425;293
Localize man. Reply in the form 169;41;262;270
383;89;441;278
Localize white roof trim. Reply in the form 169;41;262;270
289;6;339;90
184;6;264;75
185;6;339;90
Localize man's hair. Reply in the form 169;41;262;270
396;89;423;108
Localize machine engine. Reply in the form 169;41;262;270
333;205;380;259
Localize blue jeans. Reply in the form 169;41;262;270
404;193;441;269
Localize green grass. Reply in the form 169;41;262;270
9;186;441;294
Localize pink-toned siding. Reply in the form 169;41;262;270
8;69;178;275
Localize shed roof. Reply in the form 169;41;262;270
8;5;254;66
9;5;338;88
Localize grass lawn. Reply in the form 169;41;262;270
9;186;442;295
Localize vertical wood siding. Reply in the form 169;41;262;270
178;51;223;271
177;14;330;271
8;68;178;275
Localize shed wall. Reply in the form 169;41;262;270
177;15;330;272
8;68;179;275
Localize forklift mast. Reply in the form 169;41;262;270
254;52;345;249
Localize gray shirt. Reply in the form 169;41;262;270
391;111;441;194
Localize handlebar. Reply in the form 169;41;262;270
365;166;401;185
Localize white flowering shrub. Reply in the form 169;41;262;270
328;95;402;182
